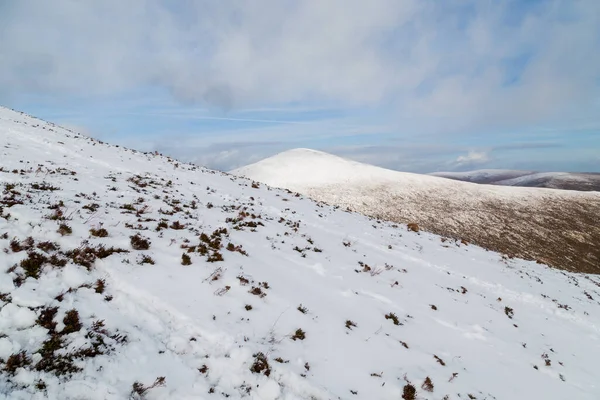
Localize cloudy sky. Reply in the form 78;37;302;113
1;0;599;172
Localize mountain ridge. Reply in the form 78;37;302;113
431;169;600;192
232;149;600;274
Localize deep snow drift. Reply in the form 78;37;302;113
232;149;600;274
2;108;600;399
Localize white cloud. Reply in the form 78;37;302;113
0;0;598;134
455;151;490;166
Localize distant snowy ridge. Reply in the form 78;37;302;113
431;169;600;191
431;169;535;184
232;149;600;274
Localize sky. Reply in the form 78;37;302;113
1;0;599;173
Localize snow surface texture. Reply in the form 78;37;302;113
431;170;600;192
232;149;600;274
1;107;600;399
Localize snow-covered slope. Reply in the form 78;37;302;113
2;108;600;400
431;169;600;192
232;149;600;274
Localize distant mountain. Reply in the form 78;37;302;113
431;169;600;191
232;149;600;274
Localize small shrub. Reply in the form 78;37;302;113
4;351;31;374
82;203;100;212
385;312;400;325
197;244;208;256
402;384;416;400
170;221;185;230
121;203;136;211
20;251;47;279
505;306;514;319
31;182;59;191
35;380;47;391
541;353;551;367
249;287;266;298
421;377;434;392
0;292;12;303
94;279;106;294
66;245;128;270
62;309;82;334
37;306;59;333
291;328;306;341
47;207;67;221
434;355;446;366
155;221;168;231
181;253;192;265
138;255;155;265
48;254;68;267
37;241;58;253
90;228;108;237
10;237;34;252
297;304;308;314
130;234;150;250
250;352;270;376
345;320;357;330
430;304;438;310
57;224;72;236
207;251;224;262
245;304;253;311
259;281;270;289
131;377;166;397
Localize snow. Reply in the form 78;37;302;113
0;304;37;330
1;107;600;399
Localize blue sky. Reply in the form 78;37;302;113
1;0;599;173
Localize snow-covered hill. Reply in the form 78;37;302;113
231;149;600;274
431;170;600;192
2;108;600;400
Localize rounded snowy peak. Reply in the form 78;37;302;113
230;148;446;189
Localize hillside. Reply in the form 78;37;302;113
1;108;600;400
431;170;600;192
232;149;600;274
